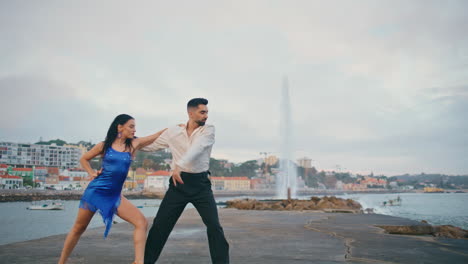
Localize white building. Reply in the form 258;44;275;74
1;175;23;189
0;164;7;175
61;168;88;178
0;142;82;169
144;170;171;190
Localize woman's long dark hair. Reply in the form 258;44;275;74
101;114;135;155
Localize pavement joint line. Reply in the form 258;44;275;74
344;238;354;260
304;221;351;261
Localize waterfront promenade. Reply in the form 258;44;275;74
1;208;467;263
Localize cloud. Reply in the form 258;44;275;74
1;0;467;174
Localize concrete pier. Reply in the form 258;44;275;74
1;209;467;263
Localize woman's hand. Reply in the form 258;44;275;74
89;168;102;180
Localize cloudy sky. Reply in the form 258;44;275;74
1;1;467;175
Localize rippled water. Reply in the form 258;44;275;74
339;192;468;229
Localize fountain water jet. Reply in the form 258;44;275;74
277;76;297;199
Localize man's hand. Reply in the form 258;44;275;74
172;166;184;186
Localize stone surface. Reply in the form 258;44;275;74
1;209;467;263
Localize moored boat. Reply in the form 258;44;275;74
27;202;65;210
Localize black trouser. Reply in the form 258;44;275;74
144;171;230;264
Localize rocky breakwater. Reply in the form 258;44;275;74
226;196;363;213
0;190;84;202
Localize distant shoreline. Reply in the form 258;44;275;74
2;188;465;202
0;190;165;202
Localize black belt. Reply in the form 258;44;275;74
180;170;210;176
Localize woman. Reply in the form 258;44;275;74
58;114;166;264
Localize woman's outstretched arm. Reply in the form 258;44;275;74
133;128;168;151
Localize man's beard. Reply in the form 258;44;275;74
196;120;206;126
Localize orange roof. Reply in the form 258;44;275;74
35;167;47;170
135;168;147;175
211;177;250;181
0;164;8;168
48;168;59;173
148;170;171;176
12;168;33;172
1;175;22;179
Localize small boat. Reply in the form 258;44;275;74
27;202;65;210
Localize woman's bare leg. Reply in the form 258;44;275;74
58;208;95;264
117;196;148;264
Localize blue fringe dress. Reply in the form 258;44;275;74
79;147;132;238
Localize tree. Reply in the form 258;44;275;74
35;139;68;146
23;177;33;187
210;158;231;176
324;175;338;189
142;159;155;170
231;160;259;178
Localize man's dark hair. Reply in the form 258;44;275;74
187;98;208;109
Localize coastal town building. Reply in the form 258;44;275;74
9;167;33;178
250;178;265;189
210;177;251;191
265;155;279;166
34;167;48;176
144;170;171;190
0;175;23;189
0;164;8;175
297;157;312;168
61;168;88;178
0;142;82;169
134;168;148;181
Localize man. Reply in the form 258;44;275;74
142;98;230;264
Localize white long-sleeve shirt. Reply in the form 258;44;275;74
141;124;215;173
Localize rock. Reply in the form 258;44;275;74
376;225;434;235
293;205;305;210
433;225;468;239
271;203;283;210
316;199;334;210
310;196;320;203
376;224;468;239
